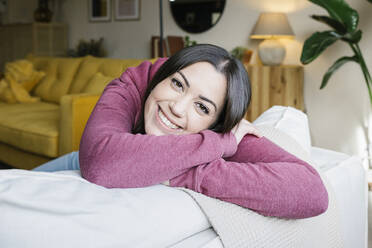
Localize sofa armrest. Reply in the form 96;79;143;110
59;93;100;155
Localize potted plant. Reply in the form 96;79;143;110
67;38;106;57
184;36;197;47
230;46;252;64
300;0;372;165
301;0;371;103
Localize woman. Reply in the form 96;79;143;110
34;44;328;219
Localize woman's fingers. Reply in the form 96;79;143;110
244;120;262;138
231;119;263;144
250;127;263;138
243;125;262;138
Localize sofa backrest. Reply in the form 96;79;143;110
27;55;83;104
69;56;148;94
27;55;157;103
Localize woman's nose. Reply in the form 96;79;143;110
169;97;189;118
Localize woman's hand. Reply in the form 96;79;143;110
231;119;262;145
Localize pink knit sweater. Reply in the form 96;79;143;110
79;58;328;219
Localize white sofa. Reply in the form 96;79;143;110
0;106;367;248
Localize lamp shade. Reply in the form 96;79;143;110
250;13;294;39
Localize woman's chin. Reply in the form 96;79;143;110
145;126;164;136
146;123;184;136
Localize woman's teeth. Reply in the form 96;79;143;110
158;109;180;129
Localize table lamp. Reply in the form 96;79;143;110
250;13;294;66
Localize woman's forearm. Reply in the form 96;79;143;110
170;135;329;219
79;129;236;188
227;135;304;163
170;158;328;219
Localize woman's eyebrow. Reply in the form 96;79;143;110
177;71;190;88
177;70;217;112
199;95;217;112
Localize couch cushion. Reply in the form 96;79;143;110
81;72;113;94
253;105;312;154
26;54;53;71
0;59;45;104
69;56;145;94
31;57;83;103
0;102;59;157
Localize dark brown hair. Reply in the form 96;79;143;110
133;44;251;134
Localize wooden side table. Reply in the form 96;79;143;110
244;64;304;122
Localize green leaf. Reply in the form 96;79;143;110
301;31;342;64
368;0;372;3
309;0;359;32
311;15;347;33
320;56;358;89
342;29;362;43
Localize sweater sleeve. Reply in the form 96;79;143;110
169;135;329;219
79;60;237;189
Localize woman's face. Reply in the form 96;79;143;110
144;62;227;136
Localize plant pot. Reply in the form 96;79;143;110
242;50;253;64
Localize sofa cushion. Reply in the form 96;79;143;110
69;56;145;94
0;102;59;157
0;60;45;103
81;72;113;94
253;105;312;154
31;57;83;103
26;54;52;71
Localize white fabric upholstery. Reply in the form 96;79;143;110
253;105;312;155
0;170;210;247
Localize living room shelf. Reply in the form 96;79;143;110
0;22;68;73
244;64;304;122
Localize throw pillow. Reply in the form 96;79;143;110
0;60;45;103
253;105;312;155
0;79;16;103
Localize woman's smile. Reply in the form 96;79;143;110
156;106;183;132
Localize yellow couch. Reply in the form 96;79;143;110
0;55;154;170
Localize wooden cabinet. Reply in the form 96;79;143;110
244;64;304;122
0;22;68;72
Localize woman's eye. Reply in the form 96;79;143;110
171;78;183;91
195;102;210;115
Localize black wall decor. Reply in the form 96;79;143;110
170;0;226;33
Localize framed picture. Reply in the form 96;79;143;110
88;0;111;22
114;0;140;21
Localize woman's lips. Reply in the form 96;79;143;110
156;106;182;132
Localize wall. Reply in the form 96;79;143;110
60;0;372;163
